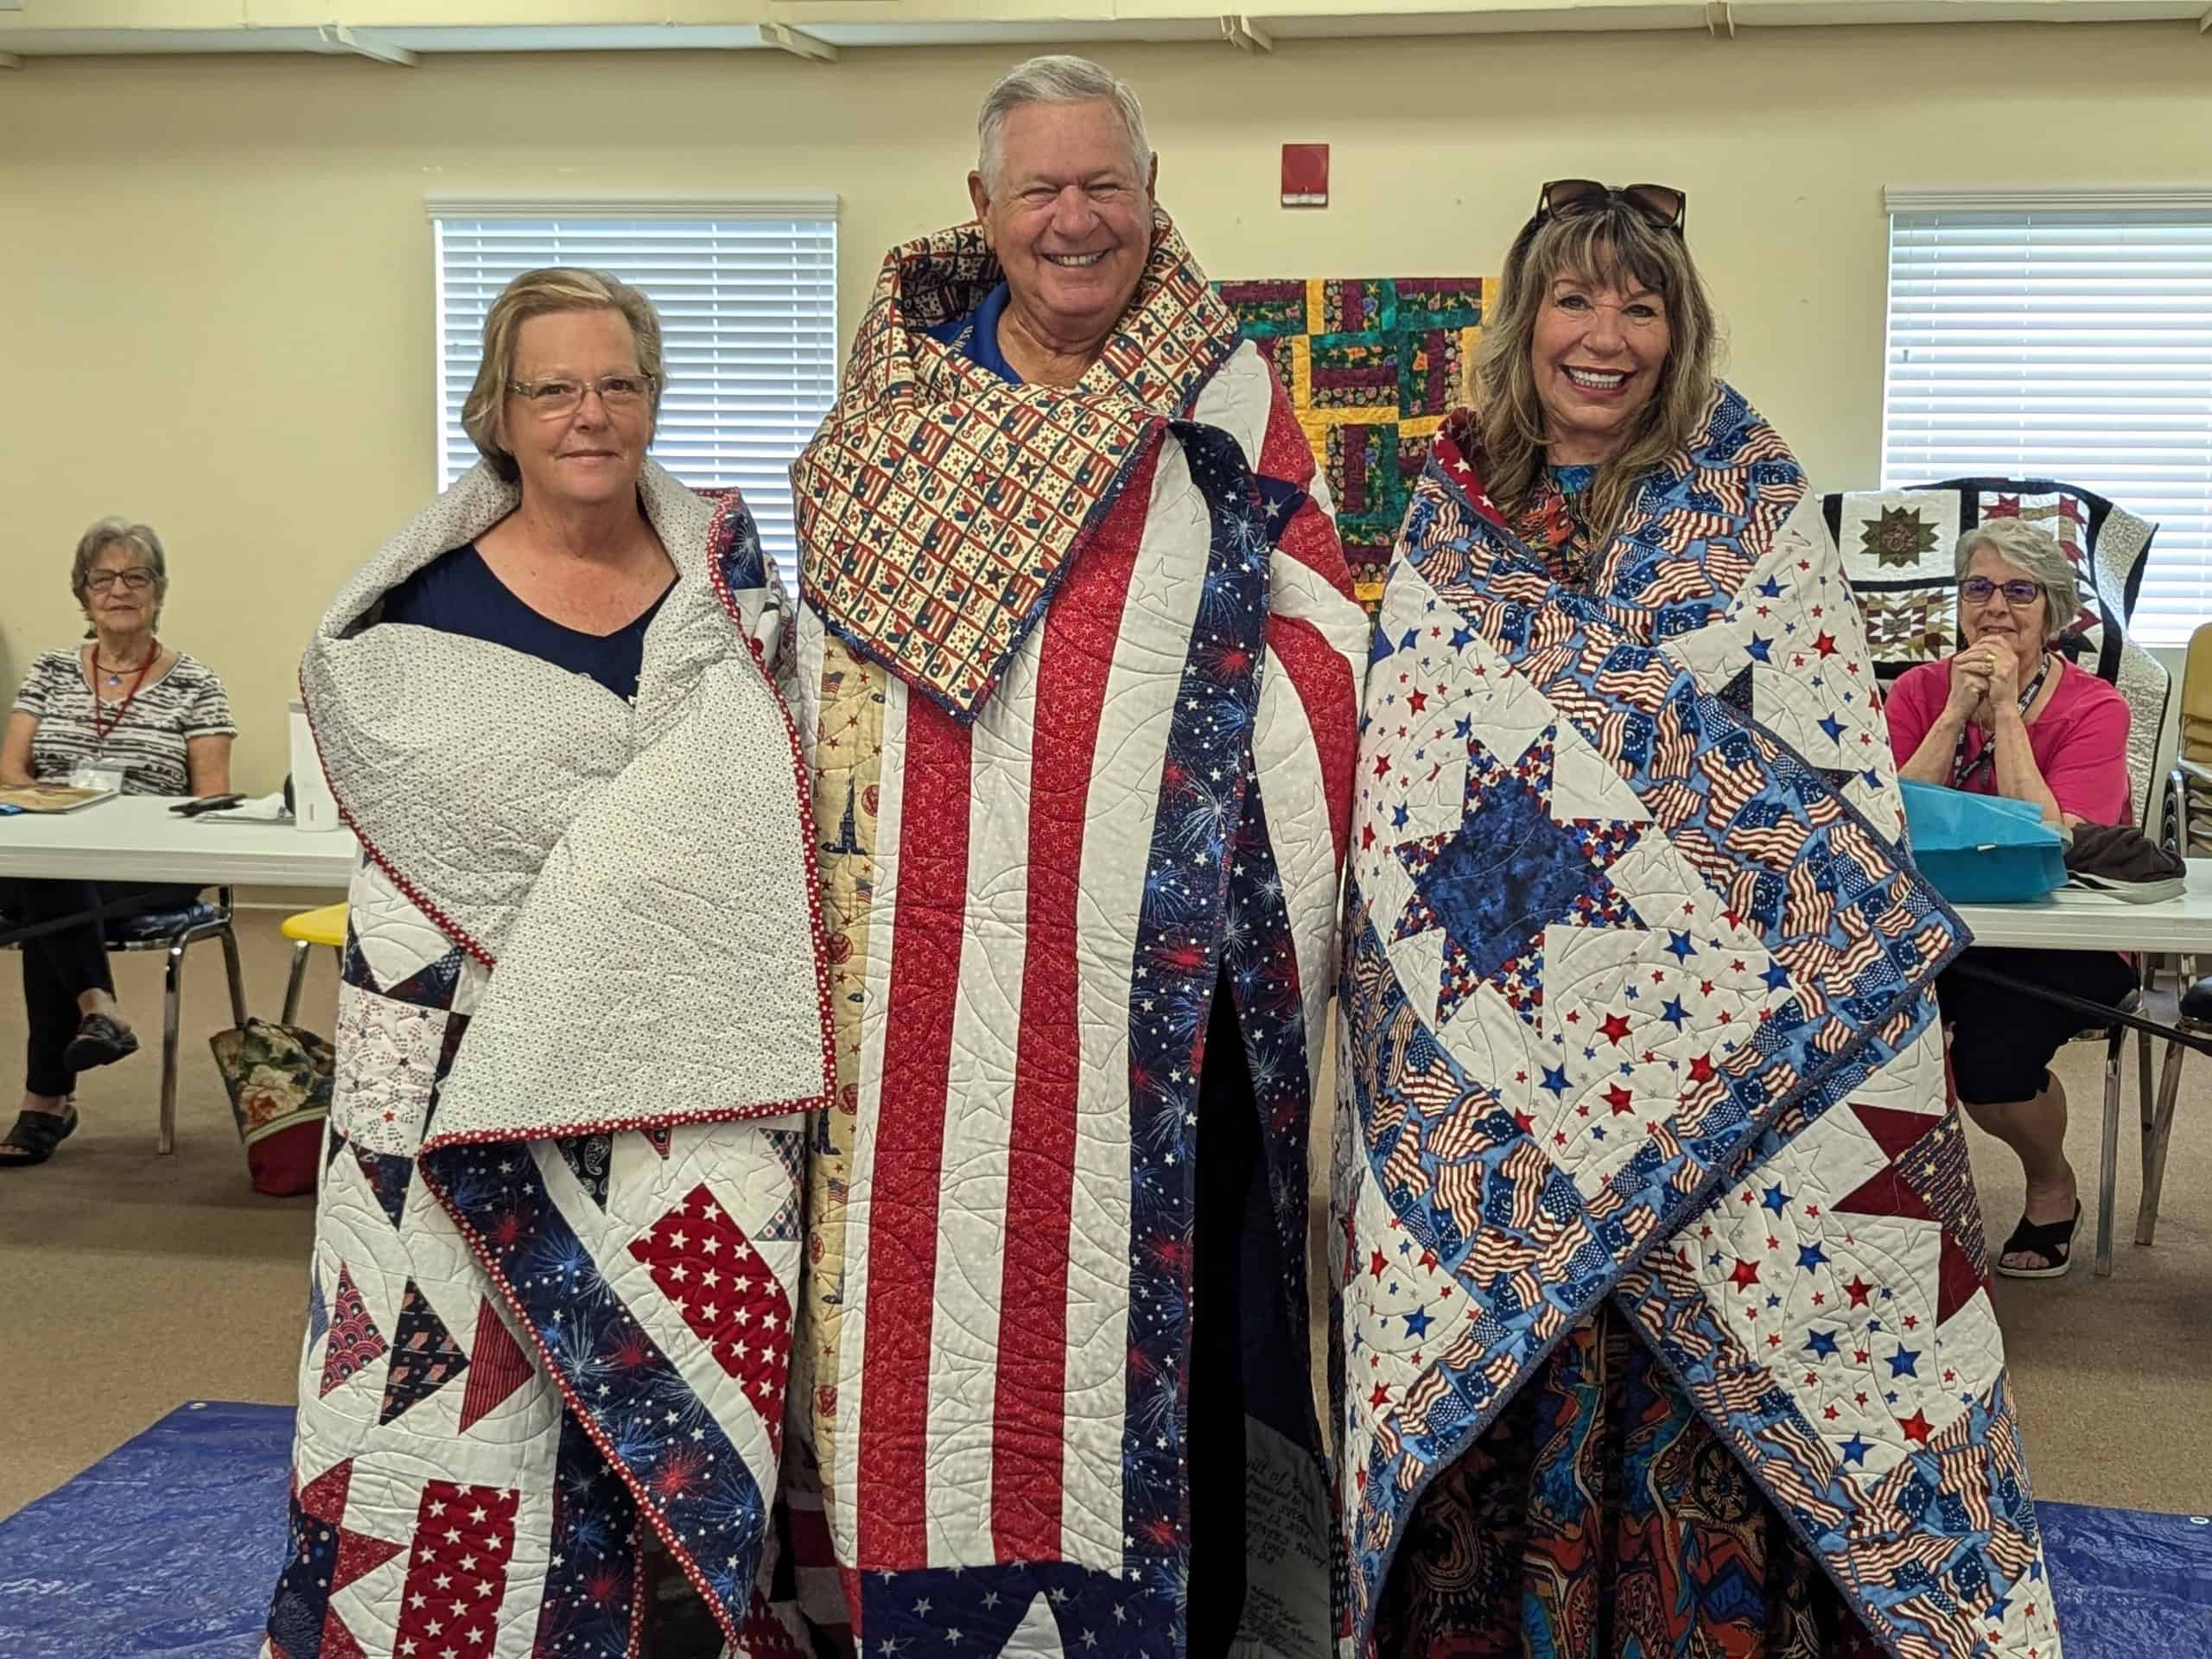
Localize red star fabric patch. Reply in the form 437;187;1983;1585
276;1458;402;1659
629;1182;792;1446
1833;1104;1990;1322
316;1614;367;1659
392;1482;518;1657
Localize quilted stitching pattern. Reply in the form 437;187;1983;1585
266;481;831;1656
1338;391;2059;1659
793;228;1368;1656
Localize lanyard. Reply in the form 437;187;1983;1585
87;640;159;747
1951;652;2050;789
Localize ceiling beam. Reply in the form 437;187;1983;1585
315;23;416;66
1221;13;1274;50
759;22;837;60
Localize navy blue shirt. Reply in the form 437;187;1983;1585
925;282;1022;385
378;542;672;702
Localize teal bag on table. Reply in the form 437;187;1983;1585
1898;779;2067;904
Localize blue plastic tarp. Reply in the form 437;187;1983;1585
1;1403;2207;1655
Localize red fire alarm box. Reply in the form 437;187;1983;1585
1281;143;1329;208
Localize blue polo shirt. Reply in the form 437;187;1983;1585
925;282;1021;385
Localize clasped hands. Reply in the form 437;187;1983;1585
1945;639;2024;728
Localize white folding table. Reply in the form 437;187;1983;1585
0;797;357;1151
0;796;359;887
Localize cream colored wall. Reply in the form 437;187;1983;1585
5;25;2210;790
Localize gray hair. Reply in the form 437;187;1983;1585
976;54;1151;194
72;517;168;620
1955;518;2081;640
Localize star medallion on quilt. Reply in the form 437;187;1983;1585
1390;722;1645;1027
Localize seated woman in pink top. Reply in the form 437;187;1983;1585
1886;517;2133;1279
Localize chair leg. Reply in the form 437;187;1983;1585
2096;1029;2123;1276
219;925;248;1027
2138;1033;2189;1248
282;939;312;1027
2139;1026;2154;1137
160;938;187;1157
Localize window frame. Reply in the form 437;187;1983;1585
427;194;839;588
1879;181;2212;648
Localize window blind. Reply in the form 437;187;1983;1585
1882;194;2212;646
431;200;837;589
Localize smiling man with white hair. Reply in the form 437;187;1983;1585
785;51;1368;1659
946;54;1158;384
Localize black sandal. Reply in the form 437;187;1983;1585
0;1101;80;1168
62;1012;138;1072
1995;1199;2082;1280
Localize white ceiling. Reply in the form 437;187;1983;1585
1;0;2206;62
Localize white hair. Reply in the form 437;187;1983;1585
976;54;1151;194
1955;518;2082;640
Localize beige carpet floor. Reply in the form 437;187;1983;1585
3;912;2209;1522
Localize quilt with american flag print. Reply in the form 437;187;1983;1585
1334;390;2063;1658
267;464;835;1658
788;219;1368;1658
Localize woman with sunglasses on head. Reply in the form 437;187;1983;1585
0;518;234;1167
261;267;830;1655
1337;182;2056;1659
1887;518;2133;1279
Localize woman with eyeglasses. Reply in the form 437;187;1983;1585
0;518;234;1167
1887;518;2134;1278
262;268;829;1654
1338;181;2055;1658
374;269;678;686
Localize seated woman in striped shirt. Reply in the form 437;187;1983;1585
0;518;234;1166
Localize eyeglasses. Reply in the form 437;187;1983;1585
1961;575;2042;607
506;372;656;419
1535;179;1688;234
85;568;156;593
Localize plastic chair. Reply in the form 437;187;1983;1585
279;902;348;1025
2175;622;2212;858
0;887;247;1155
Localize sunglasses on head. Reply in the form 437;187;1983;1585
1535;179;1688;234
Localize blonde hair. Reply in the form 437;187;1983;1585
1471;199;1719;544
461;267;665;484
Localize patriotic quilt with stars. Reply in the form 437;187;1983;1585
268;462;835;1658
789;218;1367;1658
1335;391;2063;1658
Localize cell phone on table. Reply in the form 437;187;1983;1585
170;793;245;817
